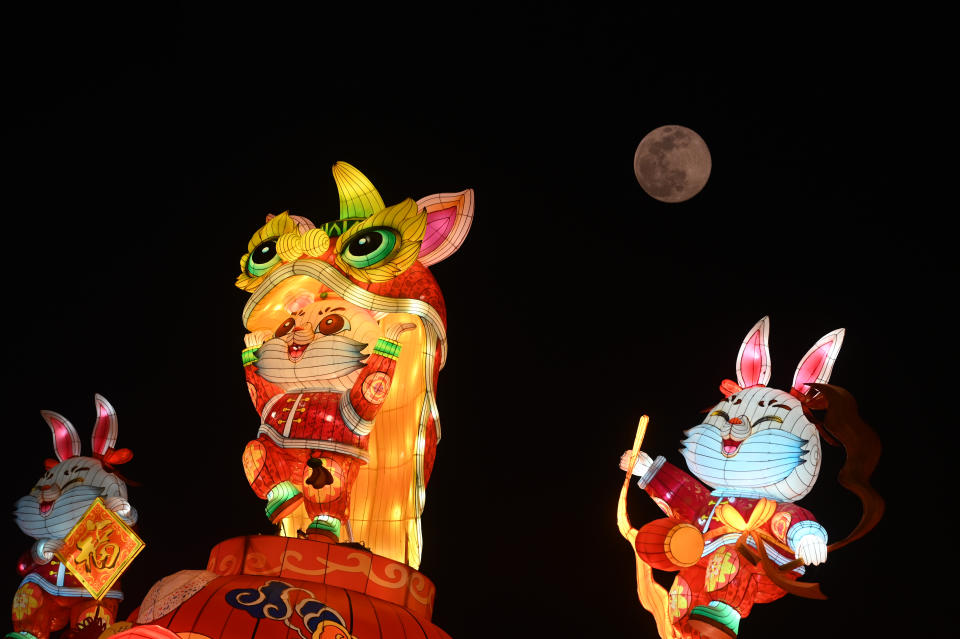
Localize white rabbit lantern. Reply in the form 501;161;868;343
619;317;883;639
10;394;138;639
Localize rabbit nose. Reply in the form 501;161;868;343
40;484;54;491
730;420;751;440
729;417;743;425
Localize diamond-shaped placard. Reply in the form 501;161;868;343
55;497;145;599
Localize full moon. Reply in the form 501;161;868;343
634;125;711;203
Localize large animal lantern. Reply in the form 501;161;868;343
238;162;473;569
11;395;138;639
617;317;883;639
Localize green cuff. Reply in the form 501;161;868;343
373;338;401;360
308;515;342;538
265;481;300;519
691;602;740;636
242;346;260;367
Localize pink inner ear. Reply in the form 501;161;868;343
739;331;768;387
420;207;457;257
793;343;831;393
44;413;79;461
92;402;115;455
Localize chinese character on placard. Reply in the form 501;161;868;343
56;497;145;599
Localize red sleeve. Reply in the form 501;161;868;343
644;460;714;523
16;550;37;577
244;360;285;415
347;338;401;421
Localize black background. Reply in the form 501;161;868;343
4;5;951;637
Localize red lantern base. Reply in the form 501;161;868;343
123;535;451;639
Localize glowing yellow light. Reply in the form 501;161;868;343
234;164;475;571
617;415;675;639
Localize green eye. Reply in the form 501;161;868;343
341;228;397;268
248;239;281;276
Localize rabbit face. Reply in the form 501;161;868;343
681;386;821;502
677;316;845;503
14;456;126;540
14;394;134;540
253;298;381;392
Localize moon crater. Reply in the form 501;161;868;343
634;125;711;203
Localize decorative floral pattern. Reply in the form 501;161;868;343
12;583;42;620
668;576;691;620
361;372;391;404
771;511;792;542
704;546;740;592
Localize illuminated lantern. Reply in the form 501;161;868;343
124;535;450;639
617;317;884;639
10;395;138;639
237;162;473;569
50;164;470;639
633;519;704;571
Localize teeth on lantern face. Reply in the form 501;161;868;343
287;343;307;361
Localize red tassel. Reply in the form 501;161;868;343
104;448;133;465
94;447;140;486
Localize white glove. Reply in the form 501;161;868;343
620;449;653;477
104;496;138;525
383;322;417;341
32;538;65;564
794;534;828;566
244;329;273;349
105;496;130;517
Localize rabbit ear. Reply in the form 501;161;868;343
40;410;81;461
792;328;845;395
736;316;772;388
91;394;118;456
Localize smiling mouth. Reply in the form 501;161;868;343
288;343;308;361
721;438;743;457
39;501;54;515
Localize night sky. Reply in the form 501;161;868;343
4;6;950;637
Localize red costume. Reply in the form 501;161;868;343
242;338;400;526
638;460;822;622
12;550;120;636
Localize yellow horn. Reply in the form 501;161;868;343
332;161;385;220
